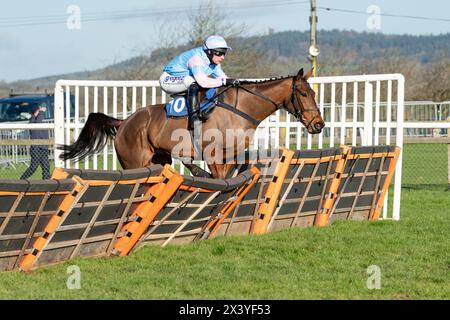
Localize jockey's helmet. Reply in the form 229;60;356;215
203;35;232;53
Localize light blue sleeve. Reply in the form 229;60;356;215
212;65;227;78
188;56;226;88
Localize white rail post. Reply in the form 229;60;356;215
448;140;450;189
447;141;450;189
364;82;373;146
393;74;405;221
54;81;65;168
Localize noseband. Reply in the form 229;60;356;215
211;76;322;129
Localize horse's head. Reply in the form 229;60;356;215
284;68;325;134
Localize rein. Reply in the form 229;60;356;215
206;77;321;130
203;86;261;126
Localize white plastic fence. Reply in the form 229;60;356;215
53;74;407;220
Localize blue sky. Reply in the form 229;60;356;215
1;0;449;82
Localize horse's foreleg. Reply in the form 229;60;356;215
207;163;236;179
151;151;173;167
184;163;212;178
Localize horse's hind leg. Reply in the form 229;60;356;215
115;130;154;169
116;143;154;169
112;115;150;168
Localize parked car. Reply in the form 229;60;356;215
0;92;75;166
0;92;75;123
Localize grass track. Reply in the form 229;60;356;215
0;186;448;299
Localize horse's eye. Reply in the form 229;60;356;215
300;91;307;97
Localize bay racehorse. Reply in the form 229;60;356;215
59;68;325;178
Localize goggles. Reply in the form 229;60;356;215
211;49;227;57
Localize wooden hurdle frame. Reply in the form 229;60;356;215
326;146;401;224
0;144;402;272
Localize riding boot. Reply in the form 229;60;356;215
187;83;201;130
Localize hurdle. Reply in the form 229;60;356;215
20;165;165;271
266;147;348;231
135;167;260;248
0;144;401;272
327;146;401;223
208;149;289;237
0;179;79;271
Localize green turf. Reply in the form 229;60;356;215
0;157;118;180
0;143;448;299
402;143;448;186
0;186;448;299
0;162;56;180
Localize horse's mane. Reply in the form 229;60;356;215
238;75;294;85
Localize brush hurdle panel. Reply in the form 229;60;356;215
113;165;183;256
139;168;258;247
0;179;76;271
24;165;165;269
197;167;260;239
267;147;346;231
212;149;284;237
329;146;400;223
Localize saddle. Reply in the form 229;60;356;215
165;88;217;119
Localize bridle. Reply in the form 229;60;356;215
211;76;322;131
288;77;322;131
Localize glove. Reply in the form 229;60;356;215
225;78;240;86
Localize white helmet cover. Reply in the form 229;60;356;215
203;35;232;51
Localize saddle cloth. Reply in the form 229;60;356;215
165;88;216;118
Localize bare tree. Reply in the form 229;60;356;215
146;0;273;79
186;0;247;46
421;56;450;102
0;80;9;98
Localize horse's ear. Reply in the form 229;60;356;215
296;68;304;79
304;68;314;80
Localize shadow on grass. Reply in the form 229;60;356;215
402;184;449;192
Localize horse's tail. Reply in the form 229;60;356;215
58;113;123;162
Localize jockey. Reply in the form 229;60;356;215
159;35;239;129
